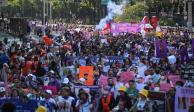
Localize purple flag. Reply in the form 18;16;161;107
156;39;160;58
180;45;189;63
156;39;167;58
192;38;194;56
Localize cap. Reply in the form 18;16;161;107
49;70;55;74
79;78;86;83
118;86;126;92
62;78;69;84
45;89;52;95
139;89;149;98
0;87;5;92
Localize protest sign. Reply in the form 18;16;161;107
148;91;166;111
167;75;181;86
79;66;94;86
175;87;194;112
43;86;58;95
99;75;108;87
111;23;140;34
160;83;171;92
120;71;135;83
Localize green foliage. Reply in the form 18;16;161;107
160;18;176;26
115;2;147;22
4;0;182;25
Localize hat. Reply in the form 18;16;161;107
62;78;69;84
118;86;126;92
36;106;47;112
168;55;176;64
0;87;5;92
45;89;52;95
79;78;86;84
49;70;55;74
139;89;149;98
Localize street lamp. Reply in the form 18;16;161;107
187;0;193;31
40;0;46;25
50;1;52;24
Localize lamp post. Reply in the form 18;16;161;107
41;0;46;25
187;0;193;32
50;1;52;24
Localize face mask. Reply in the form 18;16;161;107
161;76;165;80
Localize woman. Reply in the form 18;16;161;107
99;86;115;112
10;88;20;99
75;91;93;112
111;99;129;112
56;87;75;112
130;89;150;112
0;63;11;83
115;86;132;110
126;80;139;103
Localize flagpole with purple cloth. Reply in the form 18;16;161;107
192;38;194;56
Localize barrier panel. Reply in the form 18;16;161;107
148;91;167;112
0;99;38;112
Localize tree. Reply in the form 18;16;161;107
114;2;147;22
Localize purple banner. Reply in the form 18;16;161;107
192;38;194;56
175;87;194;112
111;23;140;34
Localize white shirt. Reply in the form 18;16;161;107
76;100;92;112
136;83;145;91
112;81;124;99
57;96;75;112
137;63;147;77
137;99;146;111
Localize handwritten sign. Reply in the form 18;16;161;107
167;75;181;86
79;66;94;86
99;75;108;87
120;71;135;83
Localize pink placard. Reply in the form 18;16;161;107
120;71;135;83
111;23;140;34
43;86;58;95
160;83;171;92
167;75;181;86
99;75;108;87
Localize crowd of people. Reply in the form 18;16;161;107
0;24;194;112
